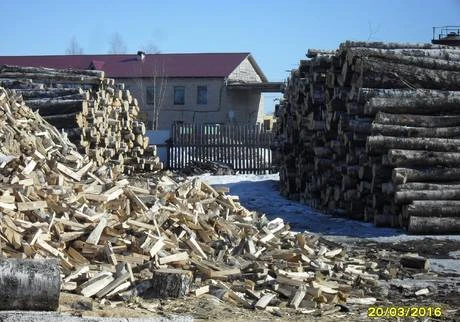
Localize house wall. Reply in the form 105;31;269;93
119;77;264;130
228;57;263;82
116;57;265;130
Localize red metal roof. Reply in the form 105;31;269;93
0;53;251;78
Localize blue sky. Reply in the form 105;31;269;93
1;0;459;113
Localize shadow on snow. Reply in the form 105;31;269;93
214;179;403;238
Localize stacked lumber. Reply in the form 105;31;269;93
0;87;384;314
0;65;162;175
274;41;460;234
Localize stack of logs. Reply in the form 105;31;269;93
0;65;162;175
0;87;390;314
274;41;460;234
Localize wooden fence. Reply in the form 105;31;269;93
168;123;276;174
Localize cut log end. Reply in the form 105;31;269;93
151;268;193;298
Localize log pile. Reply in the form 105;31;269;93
0;87;392;314
274;41;460;234
0;65;162;175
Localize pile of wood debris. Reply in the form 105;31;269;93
180;161;235;176
0;65;162;175
0;87;418;315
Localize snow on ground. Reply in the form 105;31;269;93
449;251;460;259
199;173;460;242
199;173;460;277
430;259;460;274
198;173;460;275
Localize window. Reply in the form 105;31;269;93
146;120;153;130
174;86;185;105
197;85;207;104
146;86;155;105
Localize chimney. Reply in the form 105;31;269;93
137;51;146;61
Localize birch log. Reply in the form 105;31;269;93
0;259;60;310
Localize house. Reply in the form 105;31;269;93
0;52;282;130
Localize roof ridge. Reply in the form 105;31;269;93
0;53;250;57
0;53;258;79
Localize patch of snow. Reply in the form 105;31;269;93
449;251;460;259
198;173;460;275
198;173;279;185
333;235;460;244
389;279;436;291
199;173;400;238
199;173;460;242
430;259;460;274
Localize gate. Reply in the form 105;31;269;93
168;123;276;174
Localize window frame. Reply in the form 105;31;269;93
146;86;155;105
197;85;208;104
173;86;185;105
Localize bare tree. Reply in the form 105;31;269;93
134;59;168;130
132;40;166;130
108;32;127;54
151;63;168;130
65;36;84;55
142;41;161;54
367;21;381;41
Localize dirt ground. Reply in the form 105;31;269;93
58;237;460;322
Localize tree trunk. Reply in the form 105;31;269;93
365;95;460;115
342;119;372;134
27;92;89;101
397;182;460;190
313;147;332;157
392;167;460;184
356;88;428;104
388;149;460;167
372;164;393;180
347;49;460;71
395;189;460;204
374;213;394;227
26;99;88;116
0;72;101;85
400;256;430;270
403;200;460;217
367;136;460;154
354;58;460;91
151;268;193;298
372;124;460;138
408;216;460;234
307;49;336;58
0;78;41;89
0;65;104;78
358;164;373;180
343;47;460;62
340;41;452;50
0;259;60;311
374;112;460;128
42;112;82;129
13;88;84;99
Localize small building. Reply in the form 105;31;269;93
263;114;277;131
0;52;282;130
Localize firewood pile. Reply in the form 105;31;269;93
181;161;235;176
274;41;460;234
1;87;394;314
0;65;162;175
